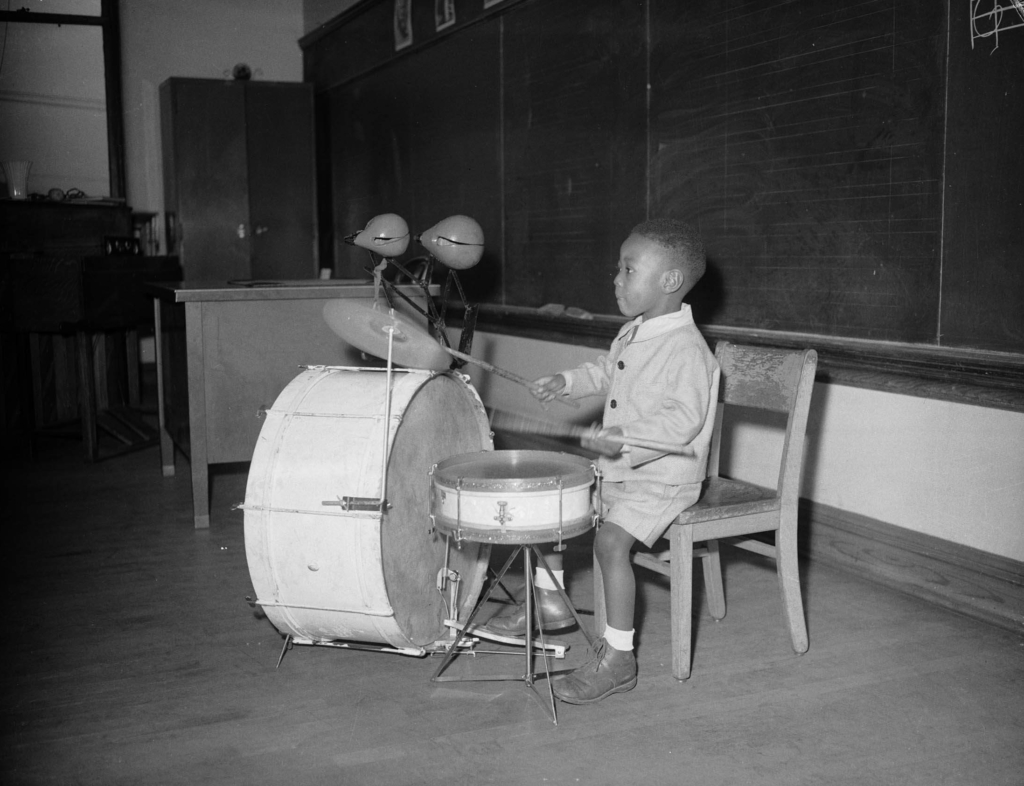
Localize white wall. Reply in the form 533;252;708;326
3;0;307;203
121;0;305;361
120;0;306;246
801;384;1024;557
0;21;108;197
462;331;1024;563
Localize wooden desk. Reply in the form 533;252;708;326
150;280;440;528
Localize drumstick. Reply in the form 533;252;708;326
443;347;579;409
488;408;694;456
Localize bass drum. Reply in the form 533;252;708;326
244;367;492;650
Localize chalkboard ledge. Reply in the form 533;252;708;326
465;304;1024;414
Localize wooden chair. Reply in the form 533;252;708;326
594;341;818;680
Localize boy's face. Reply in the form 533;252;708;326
613;233;679;320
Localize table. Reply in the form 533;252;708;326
1;255;181;460
149;280;439;528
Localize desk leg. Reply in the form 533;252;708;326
153;298;175;477
190;456;210;529
185;302;210;529
76;331;98;462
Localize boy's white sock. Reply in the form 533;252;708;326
534;568;564;592
603;625;635;652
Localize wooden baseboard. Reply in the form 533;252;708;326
799;500;1024;634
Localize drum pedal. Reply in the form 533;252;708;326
443;620;568;658
426;636;479;655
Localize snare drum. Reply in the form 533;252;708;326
244;367;492;650
430;450;598;545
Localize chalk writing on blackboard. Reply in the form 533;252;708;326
971;0;1024;52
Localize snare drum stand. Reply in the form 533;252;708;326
431;531;594;725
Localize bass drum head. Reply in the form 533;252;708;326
383;373;491;645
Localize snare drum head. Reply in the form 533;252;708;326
434;450;595;491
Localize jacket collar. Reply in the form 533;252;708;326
618;303;694;345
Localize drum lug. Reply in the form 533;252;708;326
556;480;564;550
322;495;390;513
427;465;437;533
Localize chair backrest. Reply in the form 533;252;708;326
708;342;818;505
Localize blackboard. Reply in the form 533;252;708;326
325;19;503;304
649;0;1024;352
501;1;647;314
304;0;1024;354
651;1;948;342
939;0;1024;351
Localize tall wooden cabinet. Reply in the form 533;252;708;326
160;78;317;281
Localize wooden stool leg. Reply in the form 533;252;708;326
776;512;808;654
669;522;694;680
702;538;726;620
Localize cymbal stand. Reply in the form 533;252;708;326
362;254;479;360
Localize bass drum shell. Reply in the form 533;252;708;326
244;368;492;649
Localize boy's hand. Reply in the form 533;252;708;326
581;424;624;457
530;374;567;403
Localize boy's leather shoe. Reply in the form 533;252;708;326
552;637;637;704
483;587;575;635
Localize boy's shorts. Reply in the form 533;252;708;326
596;479;702;548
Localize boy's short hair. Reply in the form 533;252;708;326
631;218;706;283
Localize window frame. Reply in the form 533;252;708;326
0;0;125;198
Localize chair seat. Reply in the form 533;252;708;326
676;477;780;525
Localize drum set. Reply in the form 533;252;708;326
241;214;600;720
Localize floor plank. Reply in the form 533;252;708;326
3;435;1023;786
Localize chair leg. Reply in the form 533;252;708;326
76;330;98;462
701;539;726;620
593;552;607;638
669;523;694;680
776;512;808;654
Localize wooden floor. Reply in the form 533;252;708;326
3;431;1023;786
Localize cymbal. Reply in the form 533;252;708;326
322;299;451;370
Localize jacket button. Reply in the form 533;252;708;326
617;360;624;370
610;399;617;409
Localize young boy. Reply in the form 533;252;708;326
486;218;719;703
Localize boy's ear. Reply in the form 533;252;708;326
661;268;685;293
